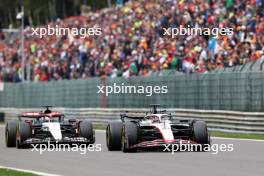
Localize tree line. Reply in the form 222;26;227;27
0;0;109;28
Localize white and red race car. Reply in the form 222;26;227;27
5;106;95;148
106;105;210;152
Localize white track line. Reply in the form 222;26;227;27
0;165;61;176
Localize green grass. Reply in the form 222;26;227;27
92;123;264;140
93;123;107;130
209;131;264;140
0;168;38;176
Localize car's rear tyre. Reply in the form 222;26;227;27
193;121;210;151
16;122;32;148
106;122;123;151
6;120;18;147
121;122;138;153
79;120;95;144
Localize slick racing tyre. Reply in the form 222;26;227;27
193;121;210;151
5;120;18;147
79;120;95;144
106;122;123;151
16;122;32;148
121;122;138;153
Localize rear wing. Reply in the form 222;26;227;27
18;112;64;122
119;108;177;122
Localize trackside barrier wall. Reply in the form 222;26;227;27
0;72;264;111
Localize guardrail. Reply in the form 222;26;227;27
1;108;264;134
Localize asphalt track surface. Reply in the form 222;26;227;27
0;125;264;176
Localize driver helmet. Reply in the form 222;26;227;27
151;116;160;123
43;116;50;122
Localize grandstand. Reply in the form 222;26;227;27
0;0;264;82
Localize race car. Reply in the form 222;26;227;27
106;104;210;152
5;106;95;148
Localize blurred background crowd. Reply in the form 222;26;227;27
0;0;264;82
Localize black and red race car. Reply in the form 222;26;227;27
106;105;210;152
5;106;95;148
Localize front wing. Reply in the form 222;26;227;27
130;139;198;149
21;137;93;146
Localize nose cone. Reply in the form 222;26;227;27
152;121;175;143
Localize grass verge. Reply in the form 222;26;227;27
93;123;264;140
93;123;107;130
0;168;38;176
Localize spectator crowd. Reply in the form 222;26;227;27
0;0;264;82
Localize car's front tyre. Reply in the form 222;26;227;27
16;122;32;148
121;122;138;153
193;121;210;151
106;122;123;151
